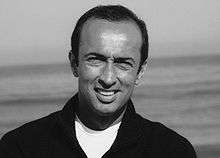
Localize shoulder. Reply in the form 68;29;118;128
135;114;197;157
2;110;60;140
0;110;61;156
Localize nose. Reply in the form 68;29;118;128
98;62;117;88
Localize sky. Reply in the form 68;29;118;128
0;0;219;66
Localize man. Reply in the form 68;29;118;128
0;5;197;158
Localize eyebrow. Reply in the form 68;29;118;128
84;52;106;60
114;57;135;64
84;52;136;64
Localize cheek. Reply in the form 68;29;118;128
78;64;101;82
117;70;137;87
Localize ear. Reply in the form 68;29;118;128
135;60;147;86
68;51;79;77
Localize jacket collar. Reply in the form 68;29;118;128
110;98;143;151
57;93;143;150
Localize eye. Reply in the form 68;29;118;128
115;62;133;71
86;57;103;66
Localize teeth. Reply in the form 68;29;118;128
99;91;114;96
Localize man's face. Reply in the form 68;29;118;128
74;19;143;116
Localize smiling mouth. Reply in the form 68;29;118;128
94;88;119;96
94;88;119;103
99;91;114;96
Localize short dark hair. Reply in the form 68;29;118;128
71;5;149;69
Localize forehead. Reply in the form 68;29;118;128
80;19;142;50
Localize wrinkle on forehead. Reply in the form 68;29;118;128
101;32;127;53
101;32;127;43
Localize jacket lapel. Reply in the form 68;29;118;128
57;94;80;149
109;99;143;151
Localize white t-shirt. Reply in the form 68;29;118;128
75;116;121;158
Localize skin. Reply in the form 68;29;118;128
69;19;147;130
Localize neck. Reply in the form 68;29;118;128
76;102;126;131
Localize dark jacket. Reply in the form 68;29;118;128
0;94;197;158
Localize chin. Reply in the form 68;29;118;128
92;101;125;117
